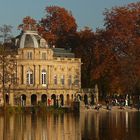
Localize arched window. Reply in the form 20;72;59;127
61;75;65;85
42;69;47;85
54;75;57;85
27;69;33;85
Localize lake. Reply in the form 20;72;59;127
0;111;140;140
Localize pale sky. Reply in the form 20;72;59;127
0;0;139;35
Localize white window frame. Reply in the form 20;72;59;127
42;70;47;86
27;70;33;85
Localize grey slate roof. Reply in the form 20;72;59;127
52;48;75;58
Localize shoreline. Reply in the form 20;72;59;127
0;105;139;114
80;105;139;112
0;106;72;114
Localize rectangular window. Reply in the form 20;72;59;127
44;74;46;84
42;74;44;84
30;73;33;84
27;52;32;60
42;52;46;60
54;75;57;85
27;71;33;85
74;75;79;86
27;73;29;84
61;75;65;85
68;75;72;86
42;72;46;85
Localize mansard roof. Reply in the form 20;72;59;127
15;30;75;58
15;30;48;48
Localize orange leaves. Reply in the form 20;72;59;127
16;3;140;94
18;16;37;31
99;2;140;94
43;6;77;34
18;6;77;49
89;2;140;94
40;6;77;47
105;2;140;40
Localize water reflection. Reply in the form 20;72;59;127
0;113;81;140
0;112;140;140
81;111;140;140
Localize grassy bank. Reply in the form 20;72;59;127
0;106;73;114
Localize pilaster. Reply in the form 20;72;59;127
35;65;40;85
23;65;26;85
9;92;14;106
26;95;31;106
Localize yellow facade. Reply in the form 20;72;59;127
7;30;81;106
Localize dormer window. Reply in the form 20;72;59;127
24;35;34;48
40;38;47;47
27;52;32;60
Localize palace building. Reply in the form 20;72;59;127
1;30;81;107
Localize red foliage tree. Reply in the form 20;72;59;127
74;27;96;88
93;2;140;96
18;16;37;31
39;6;77;48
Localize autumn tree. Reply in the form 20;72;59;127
92;2;140;96
74;27;96;88
18;16;37;31
17;4;140;97
39;6;77;48
74;27;117;96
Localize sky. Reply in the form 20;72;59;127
0;0;139;36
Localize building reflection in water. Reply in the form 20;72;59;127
0;113;81;140
0;112;140;140
81;111;140;140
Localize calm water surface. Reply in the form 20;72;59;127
0;111;140;140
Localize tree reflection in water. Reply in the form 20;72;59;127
81;111;140;140
0;112;140;140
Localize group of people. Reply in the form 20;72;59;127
105;95;140;110
84;94;140;111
